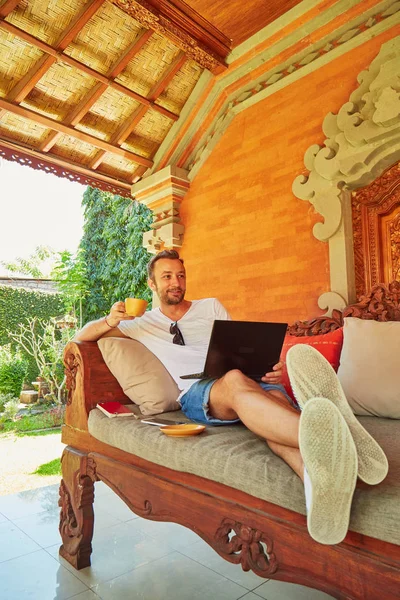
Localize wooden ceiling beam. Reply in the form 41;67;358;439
148;102;178;121
0;19;179;121
85;48;185;173
88;105;149;170
8;55;56;103
0;138;133;195
148;51;187;102
66;83;107;127
108;28;153;79
3;1;106;104
0;96;153;168
0;0;20;19
56;0;107;51
1;19;63;55
1;18;147;101
0;5;187;182
131;164;148;184
38;30;155;154
89;150;108;171
39;82;107;152
113;105;149;146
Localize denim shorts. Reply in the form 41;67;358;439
179;378;297;425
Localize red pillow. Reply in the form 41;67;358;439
280;328;344;403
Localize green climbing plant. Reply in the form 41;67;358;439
76;187;153;324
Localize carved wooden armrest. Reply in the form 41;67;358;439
64;340;128;431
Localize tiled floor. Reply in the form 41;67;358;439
0;482;335;600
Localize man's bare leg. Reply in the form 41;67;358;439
208;369;300;449
208;370;359;545
266;440;304;479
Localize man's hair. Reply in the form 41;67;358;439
147;249;184;280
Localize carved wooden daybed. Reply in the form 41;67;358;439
59;283;400;600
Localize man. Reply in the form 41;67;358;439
74;249;388;545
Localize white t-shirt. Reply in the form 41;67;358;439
118;298;231;396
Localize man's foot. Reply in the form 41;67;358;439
300;398;358;545
287;344;388;485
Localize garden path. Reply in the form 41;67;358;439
0;431;65;495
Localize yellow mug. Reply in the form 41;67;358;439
125;298;148;317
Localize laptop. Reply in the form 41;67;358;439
180;320;288;380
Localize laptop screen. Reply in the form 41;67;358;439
204;320;287;379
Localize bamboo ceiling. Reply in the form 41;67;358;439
0;0;230;197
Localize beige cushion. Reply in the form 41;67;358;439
88;409;400;545
98;337;180;416
337;318;400;418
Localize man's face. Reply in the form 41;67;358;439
149;258;186;305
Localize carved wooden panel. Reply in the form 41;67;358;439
352;161;400;298
58;445;400;599
381;209;400;284
64;351;81;407
214;518;278;577
59;449;98;569
288;281;400;335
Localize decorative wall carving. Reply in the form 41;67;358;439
390;214;400;281
292;36;400;310
287;309;344;337
214;518;277;577
288;281;400;335
352;161;400;297
344;280;400;321
351;199;365;299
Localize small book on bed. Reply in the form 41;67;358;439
97;401;138;418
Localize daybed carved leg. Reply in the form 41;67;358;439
58;447;97;569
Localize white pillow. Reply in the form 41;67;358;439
98;337;180;416
337;318;400;418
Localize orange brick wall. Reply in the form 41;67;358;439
180;28;399;322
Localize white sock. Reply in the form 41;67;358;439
304;466;312;513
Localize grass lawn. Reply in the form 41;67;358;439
33;457;62;476
1;406;64;434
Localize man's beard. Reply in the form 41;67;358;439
158;287;185;305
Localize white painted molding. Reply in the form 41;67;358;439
293;35;400;305
317;291;347;316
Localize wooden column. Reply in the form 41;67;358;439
132;166;190;254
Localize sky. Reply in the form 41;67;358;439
0;158;86;276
